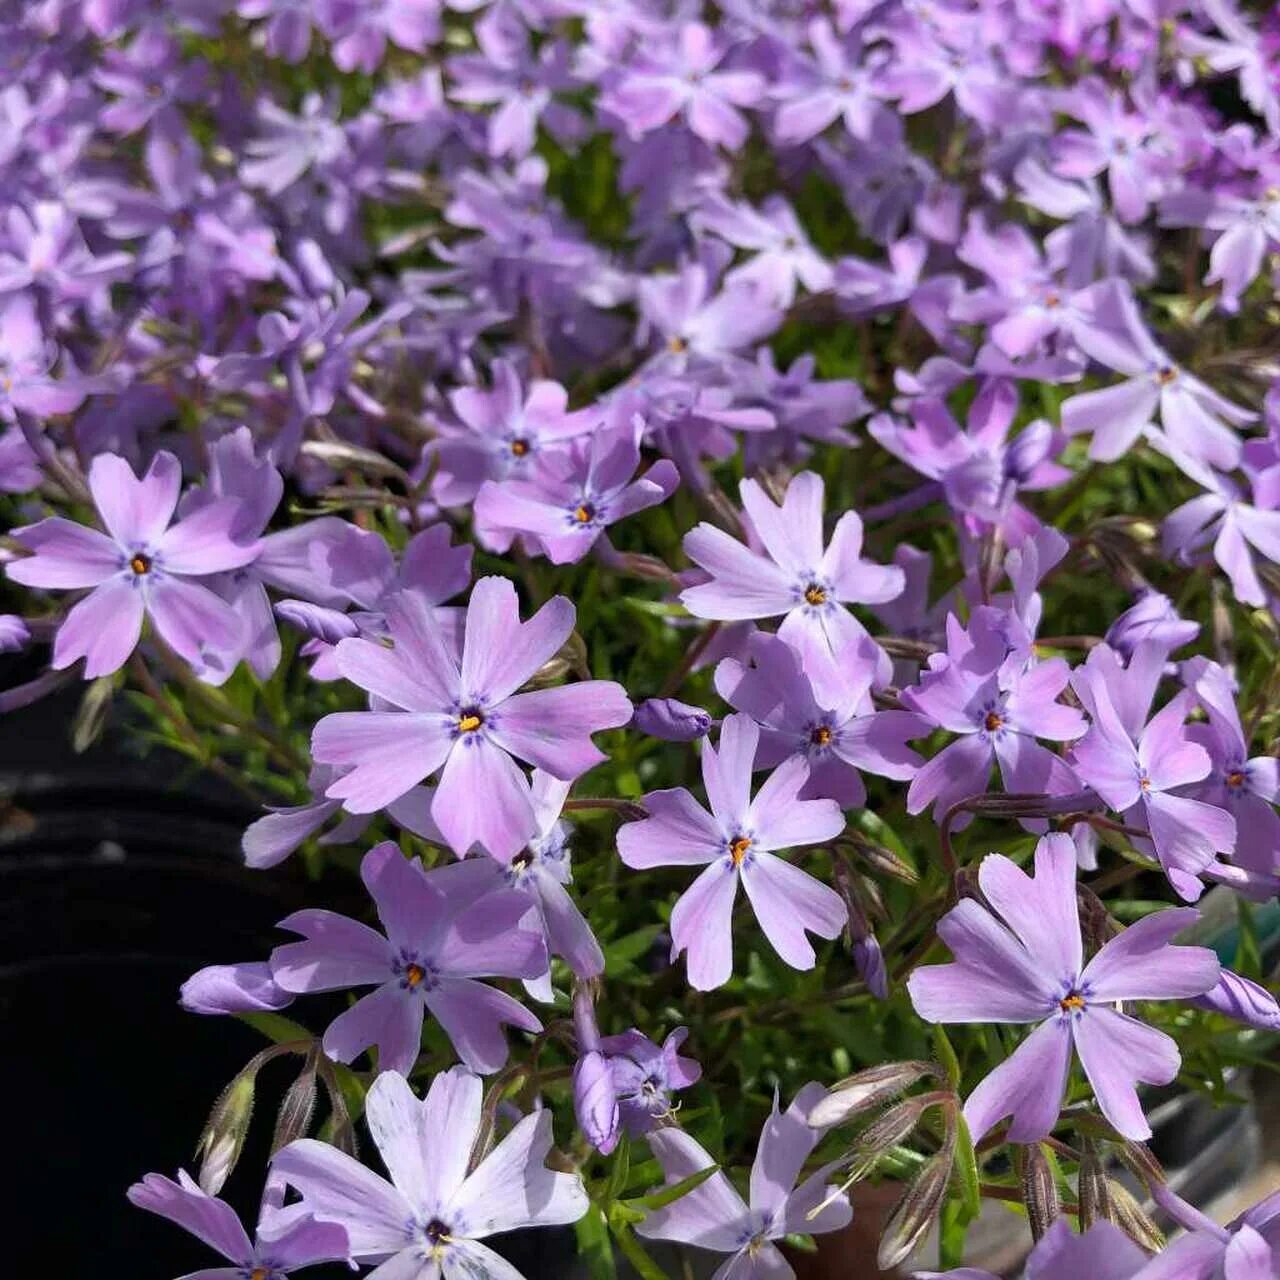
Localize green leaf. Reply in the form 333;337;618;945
237;1012;314;1045
622;1162;720;1212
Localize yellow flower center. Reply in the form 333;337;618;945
811;725;832;747
510;438;529;457
730;836;751;866
457;711;483;733
574;504;594;524
1226;769;1246;789
667;335;688;354
404;963;426;988
1060;992;1086;1013
130;554;152;575
984;711;1003;732
803;584;827;606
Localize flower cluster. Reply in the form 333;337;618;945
3;0;1280;1276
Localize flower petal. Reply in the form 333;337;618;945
1073;1006;1179;1140
670;860;740;991
963;1017;1072;1143
424;976;541;1075
52;577;144;676
741;851;845;971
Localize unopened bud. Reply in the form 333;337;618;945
1107;1181;1166;1254
180;962;294;1015
807;1061;938;1129
857;1095;935;1155
1020;1143;1059;1241
631;697;712;742
271;1063;318;1155
573;1050;620;1156
852;934;888;999
846;834;919;885
197;1069;256;1194
877;1151;953;1270
1077;1139;1109;1229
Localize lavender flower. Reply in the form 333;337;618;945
273;1067;589;1278
269;842;546;1075
636;1083;853;1275
617;713;847;990
128;1171;349;1278
6;451;260;678
597;1026;701;1135
908;834;1219;1141
904;608;1085;824
918;1217;1146;1280
680;471;904;652
312;577;631;861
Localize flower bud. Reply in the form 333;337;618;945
1077;1139;1109;1229
180;962;295;1015
573;1050;620;1155
807;1061;938;1129
1108;1181;1166;1254
852;934;888;999
0;614;30;653
1020;1143;1059;1241
1190;968;1280;1030
877;1151;952;1270
631;697;712;741
197;1069;256;1195
271;1063;318;1155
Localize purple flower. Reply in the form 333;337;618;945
771;17;883;145
1072;664;1237;901
636;1083;853;1272
1061;280;1254;475
312;577;632;860
601;22;765;150
499;769;605;1000
694;194;833;308
128;1170;349;1278
908;834;1219;1142
904;608;1085;824
0;293;88;421
715;630;926;808
239;0;319;63
918;1217;1146;1280
869;378;1070;548
0;201;132;300
617;713;846;990
474;418;678;563
1105;590;1199;657
269;842;546;1075
1187;662;1280;883
1144;1185;1280;1280
318;0;440;75
273;1067;589;1277
680;471;904;653
434;359;598;507
1161;443;1280;609
6;451;260;678
598;1026;701;1136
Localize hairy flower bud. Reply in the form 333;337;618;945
1190;968;1280;1029
1077;1139;1110;1229
631;697;712;741
1020;1143;1059;1241
877;1151;953;1270
196;1069;256;1195
808;1061;938;1129
271;1062;319;1155
1108;1181;1166;1254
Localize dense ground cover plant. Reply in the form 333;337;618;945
4;0;1280;1275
